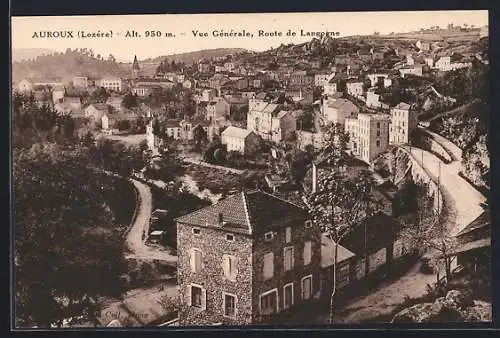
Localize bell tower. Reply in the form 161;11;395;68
132;55;140;79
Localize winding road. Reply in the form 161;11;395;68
332;121;487;323
125;178;178;263
405;139;485;236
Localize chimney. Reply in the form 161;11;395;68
218;212;224;226
312;162;317;194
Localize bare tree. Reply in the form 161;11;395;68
306;123;382;324
399;183;457;283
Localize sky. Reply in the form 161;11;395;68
11;11;488;62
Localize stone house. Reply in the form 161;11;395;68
175;190;322;325
321;98;359;127
389;102;418;145
84;103;110;121
346;80;364;97
246;102;281;141
106;95;125;113
99;77;122;92
270;110;298;143
17;78;33;92
206;97;230;123
399;65;423;78
221;126;261;155
356;113;391;164
52;85;66;104
72;76;89;88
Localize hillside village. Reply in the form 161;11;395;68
13;23;491;327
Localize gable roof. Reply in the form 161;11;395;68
88;103;109;111
394;102;411;110
321;234;356;268
456;210;490;238
175;190;307;235
221;126;253;139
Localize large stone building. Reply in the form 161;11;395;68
389;102;418;145
100;77;123;92
175;190;322;325
347;113;390;163
246;102;282;141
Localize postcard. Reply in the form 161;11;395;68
11;11;490;328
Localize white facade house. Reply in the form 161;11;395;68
346;81;364;97
356;113;390;163
221;126;261;155
322;98;359;126
100;77;122;92
389;102;418;145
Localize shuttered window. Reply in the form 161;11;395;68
263;252;274;280
283;247;294;272
303;241;312;266
190;249;203;273
285;227;291;243
222;254;238;281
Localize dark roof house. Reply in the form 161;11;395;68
175;190;307;235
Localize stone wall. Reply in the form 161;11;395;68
251;222;322;323
177;223;254;325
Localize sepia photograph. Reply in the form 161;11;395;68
10;10;491;328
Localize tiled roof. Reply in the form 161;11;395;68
221;126;253;139
456;210;490;238
88;103;110;111
394;102;411;110
175;190;307;235
321;234;356;268
325;98;359;112
164;119;181;128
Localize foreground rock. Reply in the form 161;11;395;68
392;290;491;323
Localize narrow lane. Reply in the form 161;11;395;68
125;178;177;263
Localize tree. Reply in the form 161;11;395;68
121;93;138;110
89;87;109;104
192;126;208;153
14;144;127;327
399;183;457;283
305;123;381;324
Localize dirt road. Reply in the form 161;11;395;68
125;178;177;263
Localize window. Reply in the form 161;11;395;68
337;263;350;289
223;292;237;318
376;122;381;129
376;130;380;137
285;227;291;243
283;247;294;271
226;234;234;241
263;252;274;280
376;140;380;147
303;241;312;266
260;289;278;315
190;249;203;273
301;275;313;300
264;232;274;241
304;220;312;228
222;254;238;281
283;283;294;310
188;284;206;310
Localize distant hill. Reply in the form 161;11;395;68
144;48;248;64
12;50;130;83
12;48;57;62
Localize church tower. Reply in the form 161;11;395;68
132;55;140;79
